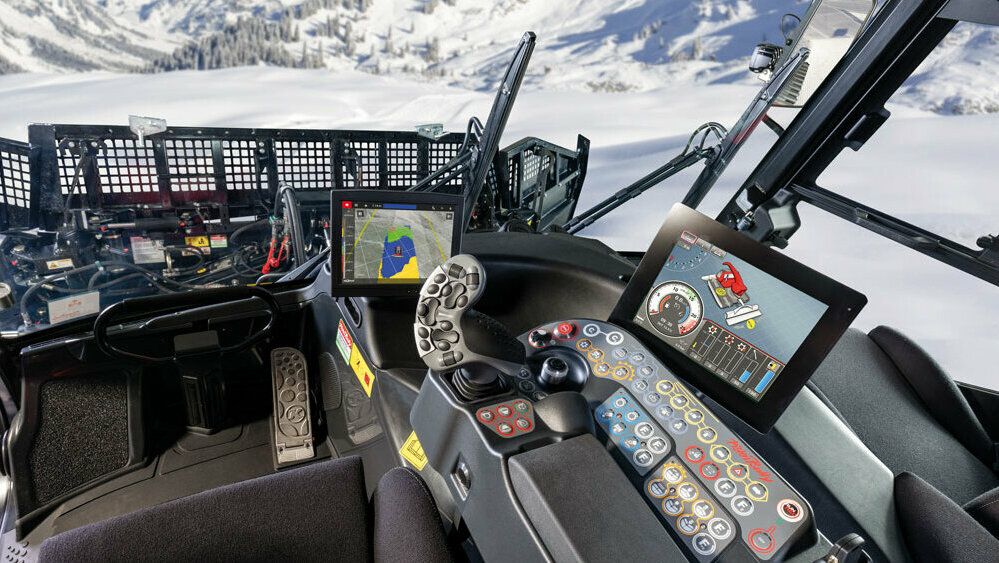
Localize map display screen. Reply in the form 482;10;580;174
340;199;457;286
632;230;828;401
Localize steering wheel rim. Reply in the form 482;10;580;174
93;286;281;363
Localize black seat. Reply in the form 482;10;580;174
809;325;999;505
39;457;453;563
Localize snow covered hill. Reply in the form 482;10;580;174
0;0;171;73
0;0;994;114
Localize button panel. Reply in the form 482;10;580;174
594;389;672;475
476;399;535;438
522;320;813;561
645;457;736;561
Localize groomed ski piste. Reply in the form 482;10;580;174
0;60;995;388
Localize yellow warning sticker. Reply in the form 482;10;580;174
400;431;428;471
185;235;210;248
349;345;375;397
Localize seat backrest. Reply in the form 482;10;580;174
39;458;371;562
809;327;998;505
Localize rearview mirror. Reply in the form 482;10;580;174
773;0;877;108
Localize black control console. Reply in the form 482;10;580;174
521;319;814;561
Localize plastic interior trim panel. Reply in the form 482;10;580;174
329;190;464;297
775;386;909;562
610;204;867;432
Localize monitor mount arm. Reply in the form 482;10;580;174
414;254;525;400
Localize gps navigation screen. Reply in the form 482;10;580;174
633;230;829;401
340;199;456;285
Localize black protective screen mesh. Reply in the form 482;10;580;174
29;372;130;505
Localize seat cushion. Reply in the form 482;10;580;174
810;328;998;504
372;467;452;563
40;457;370;563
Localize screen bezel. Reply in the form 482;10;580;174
330;190;464;297
609;203;867;432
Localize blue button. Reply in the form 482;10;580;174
739;370;752;383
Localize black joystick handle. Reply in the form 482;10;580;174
414;255;525;382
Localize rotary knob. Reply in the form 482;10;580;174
538;357;569;387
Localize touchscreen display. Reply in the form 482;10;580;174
340;199;456;285
632;230;828;401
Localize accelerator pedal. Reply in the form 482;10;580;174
271;347;316;468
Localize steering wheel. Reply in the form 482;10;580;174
93;286;281;363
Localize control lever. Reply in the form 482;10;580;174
414;254;525;399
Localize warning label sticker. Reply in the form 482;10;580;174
400;431;428;471
130;237;166;265
349;345;375;397
185;236;211;255
336;319;353;362
48;291;100;325
209;234;228;249
45;258;75;271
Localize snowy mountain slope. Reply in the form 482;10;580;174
120;0;809;89
0;0;173;73
0;0;995;114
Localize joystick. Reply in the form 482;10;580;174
414;254;526;400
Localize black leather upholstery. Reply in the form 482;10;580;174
895;472;999;562
810;327;999;505
40;457;452;563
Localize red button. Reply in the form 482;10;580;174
685;446;705;463
555;322;576;338
749;528;776;554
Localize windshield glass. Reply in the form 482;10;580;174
0;0;877;336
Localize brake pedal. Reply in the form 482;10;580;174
271;347;315;467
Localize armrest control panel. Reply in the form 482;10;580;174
521;319;814;561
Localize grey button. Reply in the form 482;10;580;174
732;495;754;516
635;422;654;438
708;518;732;540
634;449;654;467
649;437;669;454
715;479;737;498
692;533;716;555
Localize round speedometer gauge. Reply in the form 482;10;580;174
646;282;703;338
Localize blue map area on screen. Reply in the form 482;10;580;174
633;230;828;400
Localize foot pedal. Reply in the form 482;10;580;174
271;347;315;467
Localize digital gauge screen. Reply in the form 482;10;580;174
612;205;866;431
633;230;829;402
